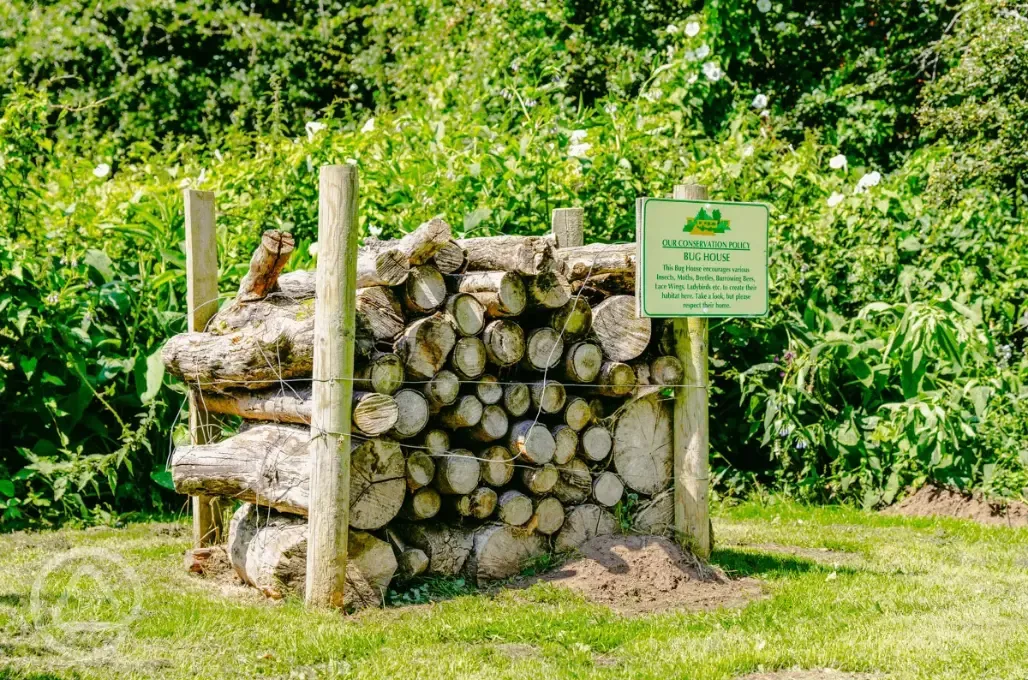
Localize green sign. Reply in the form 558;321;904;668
636;198;769;318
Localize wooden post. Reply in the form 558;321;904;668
672;183;711;558
305;165;360;609
184;189;225;547
551;207;584;248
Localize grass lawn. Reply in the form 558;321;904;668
2;498;1027;679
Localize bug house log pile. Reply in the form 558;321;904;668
164;219;680;608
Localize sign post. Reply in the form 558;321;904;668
636;185;769;558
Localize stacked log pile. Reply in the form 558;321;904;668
165;220;675;607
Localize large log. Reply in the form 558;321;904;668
450;336;487;379
237;230;295;302
356;287;406;341
555;242;635;282
355;352;405;395
465;524;547;584
395;523;473;576
351;392;399;435
497;490;533;526
563;342;603;383
592;295;651;362
458;271;527;318
444;293;485;337
521;328;564;371
433;239;467;275
526;271;572;309
403;265;448;315
508;421;556;465
550;298;592;340
347;436;408;530
458;235;558;276
369;217;452;267
482;320;526;367
389;389;430;439
612;394;672;495
395;315;457;379
433;449;481;495
531;497;566;535
469;404;509;442
554;504;618;553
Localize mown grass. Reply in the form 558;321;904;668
2;498;1027;679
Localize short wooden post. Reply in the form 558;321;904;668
551;207;585;248
184;189;225;547
672;183;711;558
305;165;360;609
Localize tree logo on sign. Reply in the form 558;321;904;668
683;206;731;236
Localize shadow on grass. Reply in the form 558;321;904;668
0;593;25;607
712;547;859;580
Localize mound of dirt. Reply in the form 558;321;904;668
884;484;1028;528
527;535;762;615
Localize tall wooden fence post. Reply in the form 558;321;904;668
672;183;712;558
551;207;584;248
184;189;225;547
305;164;360;609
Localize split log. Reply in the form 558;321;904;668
401;487;442;521
395;315;457;379
433;239;467;275
503;382;531;417
550;298;592;340
355;352;405;395
555;242;635;282
450;336;487;379
375;217;452;266
395;524;473;576
563;342;603;383
403;264;448;315
551;424;578;464
581;425;614;463
563;397;592;432
237;230;295;302
520;463;558;495
632;489;673;536
405;451;436;491
482;320;526;367
444;293;485;337
475;375;503;405
521;327;564;371
497;490;533;526
530;380;566;414
508;421;556;465
458;235;558;276
554;504;618;553
465;524;547;584
458;271;527;317
596;361;636;397
439;395;484;429
531;497;566;535
423;369;460;411
612;394;672;495
433;449;481;495
592;471;624;507
352;392;400;435
551;458;591;504
469;404;509;442
480;446;515;487
356;287;406;341
526;271;572;309
422;428;450;455
389;389;430;439
453;487;498;520
591;295;651;362
570;272;636;298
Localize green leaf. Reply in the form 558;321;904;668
84;249;115;282
150;468;175;491
0;480;14;498
847;357;873;387
20;357;37;380
882;471;900;504
140;349;165;404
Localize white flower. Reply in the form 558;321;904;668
666;24;679;34
305;121;327;141
829;154;848;170
827;192;845;207
760;109;770;118
570;129;588;144
197;168;207;186
568;142;592;158
855;171;882;194
757;0;772;13
702;62;723;82
360;118;375;134
752;93;768;109
774;21;789;31
687;74;699;85
368;224;383;237
685;21;701;37
604;102;618;115
695;44;710;59
214;149;224;162
684;49;697;62
93;163;111;178
742;145;755;158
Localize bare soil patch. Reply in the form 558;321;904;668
884;484;1028;528
525;535;762;615
737;671;877;680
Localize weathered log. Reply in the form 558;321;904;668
551;458;592;504
581;424;614;463
348;437;408;530
551;424;579;465
395;523;473;576
197;387;312;425
520;463;558;495
563;397;592;432
497;490;533;526
521;327;564;371
458;235;558;276
355;352;405;395
526;271;572;309
439;395;484;429
453;487;498;520
482;320;526;367
458;271;527;317
475;375;503;405
423;369;460;411
351;392;400;435
612;393;672;495
237;230;295;302
444;293;485;337
592;295;651;362
433;239;467;275
422;428;450;455
469;404;509;442
395;315;457;380
592;471;624;508
530;380;566;414
503;382;531;417
355;287;406;341
531;497;566;535
403;264;448;315
433;449;481;495
398;548;430;578
631;489;673;536
555;242;635;282
465;524;547;584
373;217;452;266
554;504;618;553
480;446;515;487
550;298;592;340
400;487;442;521
563;341;603;383
596;361;636;397
450;336;487;379
508;420;556;465
389;389;430;439
405;451;436;491
634;355;685;397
